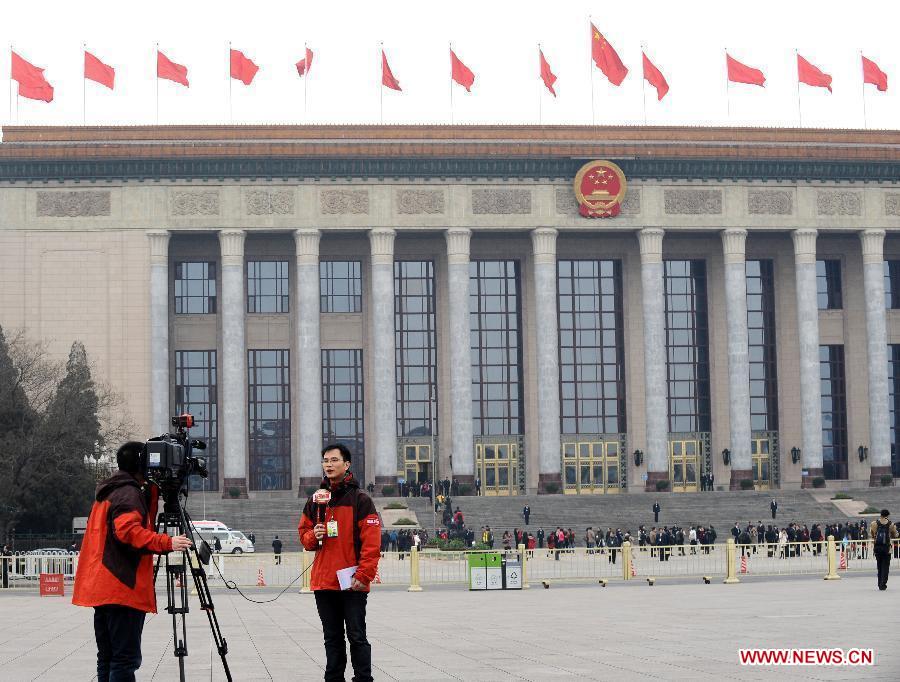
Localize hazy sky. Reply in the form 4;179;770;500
2;0;898;130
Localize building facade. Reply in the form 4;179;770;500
1;125;899;497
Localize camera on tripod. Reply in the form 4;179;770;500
145;414;209;489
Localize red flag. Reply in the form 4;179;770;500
862;55;888;92
11;51;53;102
230;49;259;86
797;54;831;93
539;49;557;97
296;47;314;77
381;50;401;91
157;51;189;87
642;51;669;100
726;53;765;87
84;51;115;90
590;23;627;86
450;49;475;92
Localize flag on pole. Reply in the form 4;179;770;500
539;49;557;96
296;47;314;77
862;55;888;91
381;50;401;91
230;49;259;86
11;51;54;102
797;54;832;93
84;51;115;90
450;49;475;92
726;53;765;87
157;51;189;87
642;51;669;100
590;23;628;86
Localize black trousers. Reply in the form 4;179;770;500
875;548;891;589
315;590;373;682
93;605;146;682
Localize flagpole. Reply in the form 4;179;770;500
724;48;731;123
9;44;13;124
794;49;803;128
155;42;159;125
303;42;308;123
228;41;232;124
860;50;868;129
640;43;648;126
537;43;542;126
589;16;595;125
449;42;454;126
83;42;87;126
379;41;383;125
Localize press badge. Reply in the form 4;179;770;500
326;520;339;538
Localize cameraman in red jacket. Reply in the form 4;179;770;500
299;443;381;682
73;442;191;681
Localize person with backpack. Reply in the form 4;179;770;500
869;509;899;591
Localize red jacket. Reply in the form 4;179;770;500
298;475;381;591
72;471;173;613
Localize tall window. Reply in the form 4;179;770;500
890;345;900;477
174;261;216;314
248;350;291;491
322;349;365;483
470;261;523;436
175;350;218;491
884;260;900;310
247;261;289;313
746;260;779;431
320;261;362;313
816;259;842;310
664;260;711;433
395;261;437;438
820;345;848;480
557;260;626;434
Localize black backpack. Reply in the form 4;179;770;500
875;522;891;548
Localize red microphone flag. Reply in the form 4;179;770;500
797;54;832;93
450;49;475;92
642;52;669;100
726;53;765;87
590;23;627;86
157;51;189;87
84;51;115;90
296;47;314;77
539;49;557;97
230;49;259;86
862;55;888;92
382;50;401;91
11;51;54;102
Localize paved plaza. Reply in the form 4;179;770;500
1;572;898;681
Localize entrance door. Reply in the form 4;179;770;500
476;442;519;496
562;441;621;494
751;438;771;490
669;439;700;492
402;444;433;487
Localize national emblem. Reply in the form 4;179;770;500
573;160;627;218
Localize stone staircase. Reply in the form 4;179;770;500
178;486;900;550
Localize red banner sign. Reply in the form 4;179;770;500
39;573;65;597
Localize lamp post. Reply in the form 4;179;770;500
430;383;437;535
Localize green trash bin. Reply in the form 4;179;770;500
467;553;487;590
485;552;503;590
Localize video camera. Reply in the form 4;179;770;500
146;414;208;502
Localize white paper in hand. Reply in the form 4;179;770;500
336;565;358;590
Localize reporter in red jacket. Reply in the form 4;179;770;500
73;442;191;682
299;443;381;682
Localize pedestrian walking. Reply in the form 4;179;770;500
870;509;899;591
522;505;531;526
770;498;778;520
272;535;283;565
652;501;661;524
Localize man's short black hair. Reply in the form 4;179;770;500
881;509;891;518
321;443;352;463
117;441;145;474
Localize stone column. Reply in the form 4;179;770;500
369;229;398;492
792;228;824;487
722;229;753;489
532;228;561;493
860;230;892;485
219;229;248;498
446;228;475;487
638;228;669;491
147;231;170;434
295;229;323;493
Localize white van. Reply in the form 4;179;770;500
191;520;255;554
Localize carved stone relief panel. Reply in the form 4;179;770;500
171;190;220;216
472;188;531;214
664;189;722;215
748;189;793;215
36;191;111;217
885;193;900;217
245;190;294;215
320;189;369;214
396;189;445;214
816;190;861;216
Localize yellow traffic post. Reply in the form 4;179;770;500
300;549;313;594
408;546;423;592
622;541;632;581
824;535;841;581
518;543;530;589
724;538;740;584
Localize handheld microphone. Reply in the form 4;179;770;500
313;489;332;548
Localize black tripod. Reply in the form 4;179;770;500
153;488;232;681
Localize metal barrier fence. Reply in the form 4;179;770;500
3;538;897;590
